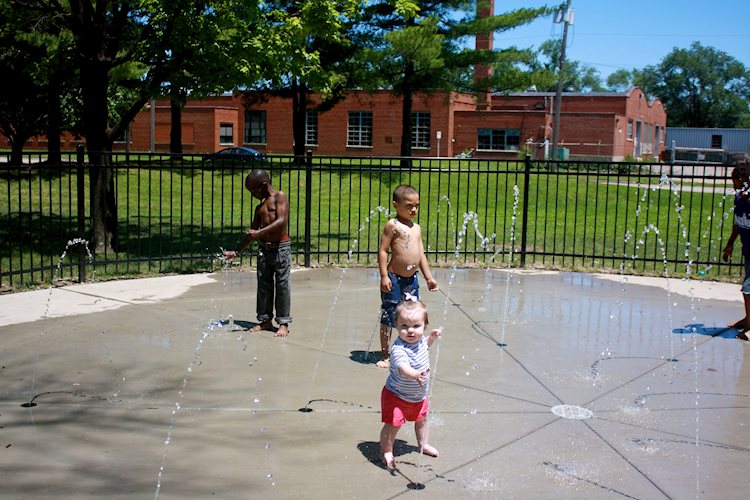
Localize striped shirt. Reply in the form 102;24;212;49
385;336;430;403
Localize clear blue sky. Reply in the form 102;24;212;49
494;0;750;81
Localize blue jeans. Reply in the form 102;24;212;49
256;240;292;325
742;259;750;295
380;271;419;327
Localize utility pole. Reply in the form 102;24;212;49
551;0;573;163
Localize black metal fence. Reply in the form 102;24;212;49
0;149;741;289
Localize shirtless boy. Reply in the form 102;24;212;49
225;169;292;337
377;185;438;367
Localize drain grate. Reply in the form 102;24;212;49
551;404;593;419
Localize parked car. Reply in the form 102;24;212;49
204;146;267;165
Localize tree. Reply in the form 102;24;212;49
356;1;552;160
158;1;257;153
0;3;78;165
238;0;362;161
635;42;750;128
0;40;48;165
14;0;259;252
606;68;633;92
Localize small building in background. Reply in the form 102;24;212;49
664;127;750;164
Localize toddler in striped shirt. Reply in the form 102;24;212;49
379;299;441;470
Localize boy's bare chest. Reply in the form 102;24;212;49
392;223;418;249
257;200;277;223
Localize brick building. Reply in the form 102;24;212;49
125;85;665;161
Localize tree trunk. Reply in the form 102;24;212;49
399;63;414;168
46;81;62;165
9;141;24;166
81;58;117;254
170;98;183;154
291;79;308;164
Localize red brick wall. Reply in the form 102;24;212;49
558;113;617;157
231;90;466;157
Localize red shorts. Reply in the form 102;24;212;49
381;387;429;426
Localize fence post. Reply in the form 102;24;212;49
76;143;86;283
304;150;313;267
520;154;532;267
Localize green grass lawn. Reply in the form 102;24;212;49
0;157;741;289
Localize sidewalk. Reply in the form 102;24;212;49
1;268;748;499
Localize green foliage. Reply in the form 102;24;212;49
606;69;633;92
634;42;750;128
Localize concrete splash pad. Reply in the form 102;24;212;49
1;268;749;498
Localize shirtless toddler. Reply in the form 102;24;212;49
377;185;438;367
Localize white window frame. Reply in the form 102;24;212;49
347;111;373;147
411;111;431;149
306;111;318;146
219;123;234;145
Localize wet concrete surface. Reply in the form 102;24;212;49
1;267;749;499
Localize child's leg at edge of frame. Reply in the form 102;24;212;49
380;324;391;360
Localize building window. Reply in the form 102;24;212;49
244;110;266;144
348;111;372;147
477;128;520;151
411;112;430;149
306;111;318;146
642;123;654;155
711;134;722;149
219;123;234;145
627;119;633;140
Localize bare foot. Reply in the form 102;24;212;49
274;324;289;337
419;443;439;457
381;452;396;470
249;321;274;333
729;318;748;330
376;358;390;368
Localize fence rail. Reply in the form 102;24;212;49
0;149;742;289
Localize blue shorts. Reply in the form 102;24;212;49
380;271;419;327
742;259;750;295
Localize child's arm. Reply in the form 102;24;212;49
723;224;740;262
417;225;438;291
224;205;262;259
426;328;441;348
397;364;429;387
378;220;394;292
